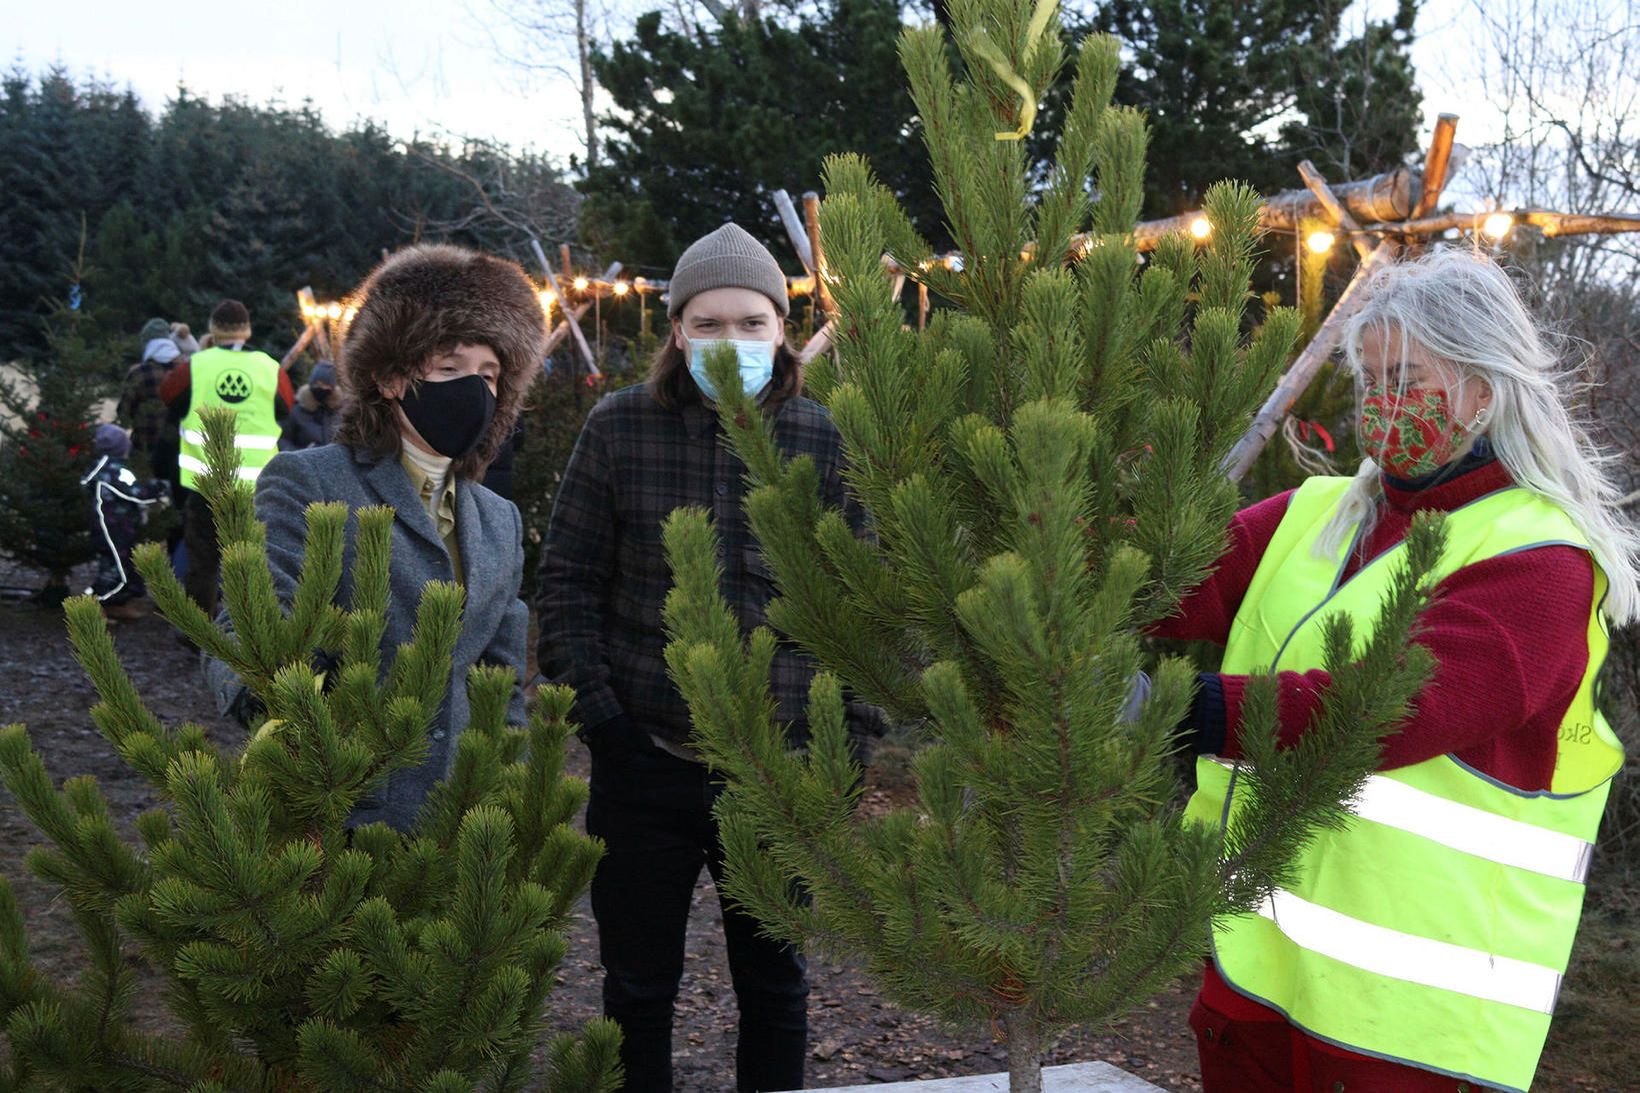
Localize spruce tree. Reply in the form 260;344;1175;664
0;278;117;597
660;4;1445;1089
0;408;620;1091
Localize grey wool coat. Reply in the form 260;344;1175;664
205;442;530;831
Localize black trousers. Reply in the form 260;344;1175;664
586;742;808;1092
181;489;219;616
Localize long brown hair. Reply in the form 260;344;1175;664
646;335;803;410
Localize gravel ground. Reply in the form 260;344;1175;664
2;562;1624;1091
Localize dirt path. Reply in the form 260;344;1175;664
0;589;1627;1090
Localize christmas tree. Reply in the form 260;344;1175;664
660;4;1445;1090
0;280;115;598
0;408;620;1091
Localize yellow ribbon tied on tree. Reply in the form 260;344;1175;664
969;0;1059;141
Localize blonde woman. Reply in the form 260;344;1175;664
1157;247;1637;1093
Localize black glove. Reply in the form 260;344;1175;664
578;712;655;761
1178;672;1228;755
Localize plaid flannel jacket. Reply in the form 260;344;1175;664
535;383;864;746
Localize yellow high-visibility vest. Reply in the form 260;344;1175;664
1184;476;1621;1092
178;347;283;488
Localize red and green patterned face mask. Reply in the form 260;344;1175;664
1358;385;1466;478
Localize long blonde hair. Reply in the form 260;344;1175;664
1319;247;1640;625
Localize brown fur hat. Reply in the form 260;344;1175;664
335;244;546;479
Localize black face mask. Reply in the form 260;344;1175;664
399;374;496;459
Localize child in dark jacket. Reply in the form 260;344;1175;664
81;424;168;619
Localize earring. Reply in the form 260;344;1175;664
1472;407;1491;428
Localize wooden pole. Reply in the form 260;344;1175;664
540;301;595;360
797;320;836;365
1411;114;1460;220
1222;239;1399;482
1523;210;1640;237
1354;208;1640;239
280;324;316;370
1297;160;1377;259
538;249;600;377
774;189;816;273
804;191;835;319
297;287;330;359
918;282;930;332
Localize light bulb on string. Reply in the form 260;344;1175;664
1480;212;1515;242
1189;216;1212;241
1306;230;1336;255
325;302;343;320
573;276;590;292
612;280;630;297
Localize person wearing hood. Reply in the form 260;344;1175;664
80;424;168;620
204;244;545;833
279;359;340;450
116;317;186;479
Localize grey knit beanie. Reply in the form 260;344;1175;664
668;223;789;317
137;317;170;353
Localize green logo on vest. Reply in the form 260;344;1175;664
216;370;252;403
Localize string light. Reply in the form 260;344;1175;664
612;280;630;297
1189;216;1212;241
1481;212;1515;242
298;299;354;322
1306;230;1336;255
539;289;557;314
573;276;590;292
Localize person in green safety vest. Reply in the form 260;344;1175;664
1153;247;1638;1093
159;299;295;617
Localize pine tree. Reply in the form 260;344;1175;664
0;408;621;1091
0;245;119;597
659;5;1445;1090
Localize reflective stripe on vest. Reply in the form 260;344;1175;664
1185;475;1621;1093
178;347;283;489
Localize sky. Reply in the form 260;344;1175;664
7;0;1527;202
9;0;591;159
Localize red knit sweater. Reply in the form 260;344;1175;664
1156;460;1597;1061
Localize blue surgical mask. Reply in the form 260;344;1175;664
687;338;776;403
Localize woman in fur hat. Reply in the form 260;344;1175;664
205;243;547;833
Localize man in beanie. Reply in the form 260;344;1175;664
205;244;544;832
538;223;877;1091
160;299;294;617
279;358;341;450
80;424;168;619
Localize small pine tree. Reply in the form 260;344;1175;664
0;269;118;596
0;408;621;1091
660;7;1445;1091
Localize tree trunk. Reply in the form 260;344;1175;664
1004;1012;1044;1093
576;0;598;170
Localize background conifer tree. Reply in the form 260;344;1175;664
0;241;119;597
660;4;1445;1089
0;409;621;1091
